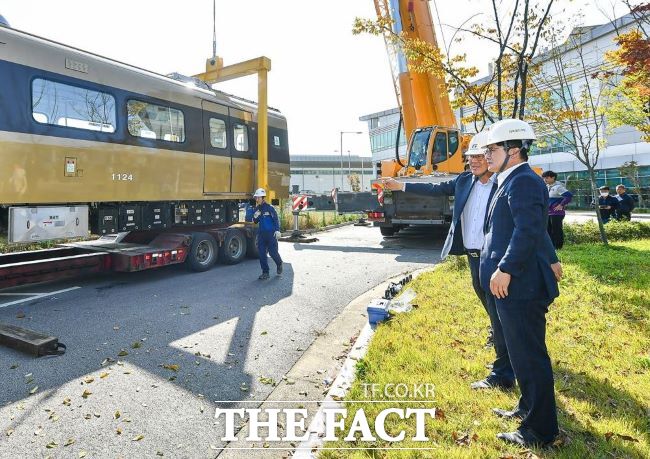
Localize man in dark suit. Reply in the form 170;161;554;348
481;119;560;447
383;131;562;393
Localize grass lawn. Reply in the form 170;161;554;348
322;239;650;458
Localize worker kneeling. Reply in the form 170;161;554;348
252;188;283;280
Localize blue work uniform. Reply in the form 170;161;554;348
598;195;619;223
253;202;282;273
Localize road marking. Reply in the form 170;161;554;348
0;286;81;309
0;293;40;296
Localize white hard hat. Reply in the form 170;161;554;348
466;131;488;156
484;119;536;147
253;188;266;197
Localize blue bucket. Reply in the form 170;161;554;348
367;299;390;325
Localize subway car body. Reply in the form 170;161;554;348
0;25;290;242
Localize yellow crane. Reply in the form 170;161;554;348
373;0;468;177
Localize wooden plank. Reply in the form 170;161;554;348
0;323;62;356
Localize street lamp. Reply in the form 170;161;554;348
340;131;363;191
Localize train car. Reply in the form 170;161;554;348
0;24;290;242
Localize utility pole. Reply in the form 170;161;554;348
340;131;362;191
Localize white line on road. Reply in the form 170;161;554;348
0;286;81;309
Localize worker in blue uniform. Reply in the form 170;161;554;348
252;188;282;280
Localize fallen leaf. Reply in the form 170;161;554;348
114;410;121;419
45;441;58;449
64;438;75;447
84;414;92;420
162;364;179;372
5;429;13;437
261;331;268;335
168;376;176;381
259;376;275;385
81;390;92;399
84;377;94;384
116;427;122;435
435;409;446;420
156;452;164;456
240;383;249;392
131;342;142;349
100;372;109;379
79;451;87;458
16;312;25;319
9;364;18;370
117;349;129;357
63;398;71;406
29;386;39;395
93;413;100;418
132;434;144;441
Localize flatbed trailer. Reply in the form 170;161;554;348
0;224;257;290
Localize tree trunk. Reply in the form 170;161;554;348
588;167;608;245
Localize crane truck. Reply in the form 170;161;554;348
368;0;470;237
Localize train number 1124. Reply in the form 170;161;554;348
112;173;134;181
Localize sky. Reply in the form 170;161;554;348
1;0;631;157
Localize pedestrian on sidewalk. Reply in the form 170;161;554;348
252;188;283;280
542;171;572;249
614;184;635;221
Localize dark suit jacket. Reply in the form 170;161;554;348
405;172;489;259
480;163;560;301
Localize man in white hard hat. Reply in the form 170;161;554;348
252;188;282;280
480;119;561;447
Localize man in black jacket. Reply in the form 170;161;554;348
598;186;619;223
614;184;635;220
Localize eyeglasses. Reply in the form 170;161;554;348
484;146;504;156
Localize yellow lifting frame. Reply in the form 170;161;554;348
194;56;273;200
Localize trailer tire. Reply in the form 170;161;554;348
246;228;259;259
186;232;218;272
380;226;397;237
219;229;247;265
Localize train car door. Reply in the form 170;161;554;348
201;101;231;193
228;107;255;193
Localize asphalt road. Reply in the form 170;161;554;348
0;225;444;458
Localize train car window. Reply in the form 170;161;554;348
31;78;116;132
209;118;227;149
233;123;249;152
127;100;185;143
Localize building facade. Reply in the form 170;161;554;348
289;154;374;194
359;108;407;174
359;13;650;208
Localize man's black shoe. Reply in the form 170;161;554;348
492;407;527;420
497;428;554;448
470;377;514;390
276;263;283;275
258;272;270;280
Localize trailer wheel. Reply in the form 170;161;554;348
219;229;247;265
246;228;259;259
380;226;397;237
186;232;218;272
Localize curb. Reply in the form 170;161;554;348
280;220;357;237
216;266;435;458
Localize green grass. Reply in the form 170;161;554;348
322;240;650;458
278;204;359;231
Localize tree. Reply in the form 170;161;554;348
353;0;556;130
619;160;645;207
347;174;361;192
601;3;650;141
529;26;611;243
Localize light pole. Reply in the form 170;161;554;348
340;131;363;191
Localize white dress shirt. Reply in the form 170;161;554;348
461;175;496;250
497;161;527;188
